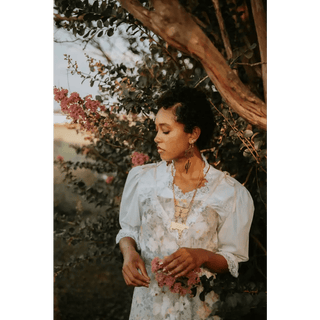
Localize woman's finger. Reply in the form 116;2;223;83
137;260;150;282
162;250;181;267
168;261;190;277
123;265;150;287
163;257;182;273
174;264;195;279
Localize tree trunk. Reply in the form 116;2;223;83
119;0;267;130
251;0;267;104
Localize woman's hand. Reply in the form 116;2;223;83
122;248;151;288
161;247;207;278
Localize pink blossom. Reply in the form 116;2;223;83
187;268;201;286
54;88;68;102
84;95;105;113
131;152;150;167
105;176;114;184
155;272;166;288
151;257;163;273
57;155;64;162
164;275;176;288
151;256;201;297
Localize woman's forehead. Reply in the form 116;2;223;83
155;107;176;126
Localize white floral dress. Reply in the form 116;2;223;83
116;155;254;320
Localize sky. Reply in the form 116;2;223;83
53;24;143;123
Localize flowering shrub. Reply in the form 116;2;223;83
54;88;106;132
151;257;201;296
131;151;150;167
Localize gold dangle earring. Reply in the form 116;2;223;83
184;142;194;174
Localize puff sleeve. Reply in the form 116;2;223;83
216;181;254;277
115;166;143;250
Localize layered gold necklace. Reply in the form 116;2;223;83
170;161;210;238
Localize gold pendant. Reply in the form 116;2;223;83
170;221;189;238
174;206;189;219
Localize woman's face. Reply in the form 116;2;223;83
154;107;192;161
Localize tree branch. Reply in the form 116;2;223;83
90;39;114;65
211;0;233;61
118;0;266;130
54;13;84;22
236;62;266;67
250;0;267;103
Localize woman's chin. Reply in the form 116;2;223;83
159;153;170;161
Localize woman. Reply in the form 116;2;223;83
116;86;254;320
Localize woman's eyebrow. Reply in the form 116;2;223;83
157;123;170;127
155;123;171;129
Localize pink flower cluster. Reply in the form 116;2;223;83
84;95;106;114
151;257;201;296
105;176;114;184
131;152;150;167
57;155;64;162
53;88;106;132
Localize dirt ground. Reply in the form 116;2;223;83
54;123;93;145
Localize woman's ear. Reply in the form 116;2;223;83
190;127;201;144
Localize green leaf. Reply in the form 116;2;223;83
243;130;253;138
243;149;251;157
259;149;267;157
249;43;257;50
226;294;237;308
97;20;103;28
107;28;114;37
254;140;263;150
95;95;102;102
244;50;253;59
83;30;91;38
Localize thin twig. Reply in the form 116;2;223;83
209;100;260;163
54;13;84;22
242;166;254;186
103;140;133;150
211;0;233;60
88;146;123;171
200;147;216;153
194;75;209;88
54;38;82;44
90;39;114;65
255;166;267;208
251;234;266;255
235;62;266;67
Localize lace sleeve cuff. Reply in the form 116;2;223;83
216;251;239;278
116;229;141;251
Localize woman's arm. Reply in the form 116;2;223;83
119;237;150;288
161;247;229;278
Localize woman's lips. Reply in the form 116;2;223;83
157;147;164;153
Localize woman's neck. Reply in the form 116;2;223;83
173;148;204;179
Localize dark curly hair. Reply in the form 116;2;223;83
156;86;215;150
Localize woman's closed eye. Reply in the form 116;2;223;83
155;129;170;135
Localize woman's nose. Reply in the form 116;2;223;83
154;132;160;144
